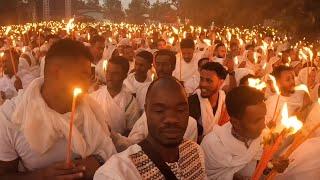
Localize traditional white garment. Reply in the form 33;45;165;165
265;91;305;124
195;39;209;52
124;72;152;95
297;67;319;102
90;85;141;135
18;52;40;88
95;59;106;83
94;140;206;180
135;82;152;111
39;56;45;77
0;75;18;99
111;112;198;152
201;122;262;180
173;52;202;82
196;89;226;135
213;57;224;65
223;68;254;87
0;78;116;170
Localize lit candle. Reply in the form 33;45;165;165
252;103;303;180
66;87;82;167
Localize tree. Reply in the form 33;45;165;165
149;1;176;23
126;0;149;24
103;0;125;22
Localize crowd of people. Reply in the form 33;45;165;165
0;20;319;179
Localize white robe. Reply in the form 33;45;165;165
0;78;116;170
90;86;141;135
265;91;305;124
123;73;152;95
173;52;202;93
201;122;262;180
0;75;17;99
196;89;226;135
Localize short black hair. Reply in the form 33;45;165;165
198;58;209;69
45;39;93;63
201;62;228;80
226;86;265;120
109;56;130;74
245;44;254;50
157;39;166;44
145;76;185;104
272;65;293;81
89;35;105;45
180;38;195;49
239;74;255;86
214;43;225;51
136;50;153;64
155;49;176;67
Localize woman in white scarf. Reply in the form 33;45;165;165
297;67;319;102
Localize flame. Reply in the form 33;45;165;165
281;103;303;134
203;39;211;46
73;88;82;97
294;84;309;95
103;59;108;72
168;37;174;45
172;27;179;34
268;75;280;95
0;52;4;58
151;73;155;81
262;62;267;70
5;26;11;35
248;78;267;90
22;47;26;53
234;56;239;65
87;33;90;41
239;39;244;46
254;52;259;64
318;98;320;104
66;18;75;35
226;31;231;42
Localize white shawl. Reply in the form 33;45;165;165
11;78;114;159
201;122;262;180
196;89;226;135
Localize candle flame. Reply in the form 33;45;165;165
151;73;155;81
87;33;90;41
234;56;239;65
73;88;82;97
203;39;211;46
0;52;4;58
5;26;11;35
248;78;267;90
294;84;309;95
172;27;179;34
254;52;259;64
281;103;303;134
168;37;174;45
103;59;108;72
66;18;75;35
262;62;267;70
268;75;280;95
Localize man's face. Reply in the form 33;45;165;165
199;69;223;98
55;57;91;98
278;70;295;94
145;84;189;147
155;55;175;78
181;48;194;63
123;47;134;61
230;45;239;55
217;46;227;58
239;102;266;139
2;53;18;76
157;41;166;50
105;63;127;90
135;56;151;76
93;41;105;61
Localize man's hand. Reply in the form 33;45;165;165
74;156;100;179
225;59;235;73
36;162;85;180
14;76;23;91
271;157;289;173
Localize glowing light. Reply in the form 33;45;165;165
248;78;267;90
203;39;211;46
73;88;82;97
103;60;108;72
268;75;280;95
66;18;75;35
281;103;303;134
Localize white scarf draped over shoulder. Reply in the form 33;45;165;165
196;89;225;135
11;78;115;159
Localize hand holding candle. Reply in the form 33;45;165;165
252;103;303;180
66;87;82;168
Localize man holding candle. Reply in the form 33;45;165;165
0;39;116;179
201;86;288;179
94;77;206;180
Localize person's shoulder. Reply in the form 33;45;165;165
94;144;141;180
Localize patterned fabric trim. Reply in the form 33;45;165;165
129;140;206;180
